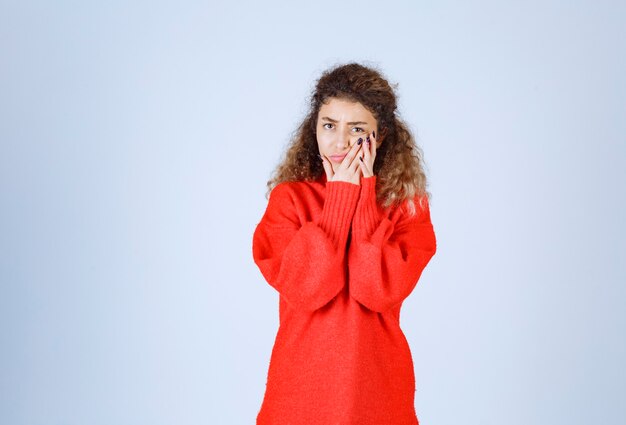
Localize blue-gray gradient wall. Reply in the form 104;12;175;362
1;1;624;424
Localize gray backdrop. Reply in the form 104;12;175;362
1;0;625;424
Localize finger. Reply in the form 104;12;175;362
357;133;373;176
358;156;371;177
340;137;364;169
359;140;374;176
350;145;364;172
370;131;377;160
363;134;372;164
360;154;373;177
366;131;376;162
321;155;334;179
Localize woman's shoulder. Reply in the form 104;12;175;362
269;176;325;201
262;178;325;225
388;192;432;226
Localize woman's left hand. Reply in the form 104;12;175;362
358;130;377;178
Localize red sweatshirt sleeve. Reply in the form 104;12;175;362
253;180;361;312
348;176;437;313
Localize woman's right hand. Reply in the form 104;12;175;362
321;139;363;185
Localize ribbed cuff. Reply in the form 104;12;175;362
318;181;361;248
353;176;381;239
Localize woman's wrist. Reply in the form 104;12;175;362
353;175;380;238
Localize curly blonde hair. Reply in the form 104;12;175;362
267;62;431;215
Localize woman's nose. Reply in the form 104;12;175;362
336;134;351;149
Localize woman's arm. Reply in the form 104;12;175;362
253;181;361;312
348;176;437;313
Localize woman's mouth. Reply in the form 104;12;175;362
329;154;347;163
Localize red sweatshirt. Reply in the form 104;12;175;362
252;173;437;425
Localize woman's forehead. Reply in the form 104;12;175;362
319;98;376;122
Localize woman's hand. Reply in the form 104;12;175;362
358;131;377;178
321;138;364;185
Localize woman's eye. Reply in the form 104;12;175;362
323;124;364;132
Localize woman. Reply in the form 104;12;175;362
252;62;437;424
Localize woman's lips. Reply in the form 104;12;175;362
329;154;347;163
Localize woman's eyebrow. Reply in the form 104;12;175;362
321;116;368;125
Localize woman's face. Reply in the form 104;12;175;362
316;97;379;172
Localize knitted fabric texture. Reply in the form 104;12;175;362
252;174;437;425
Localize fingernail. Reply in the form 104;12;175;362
357;138;362;145
359;156;363;162
373;131;376;138
366;136;370;143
